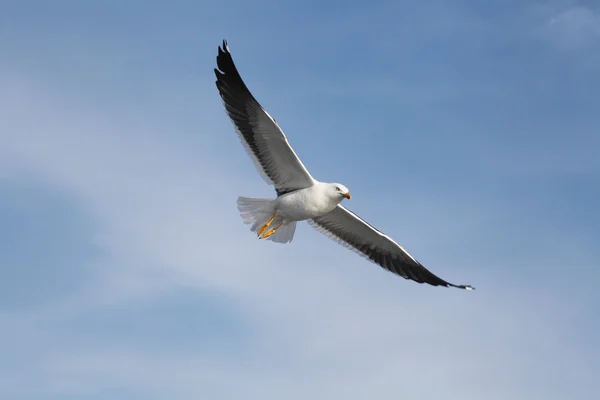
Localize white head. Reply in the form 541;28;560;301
327;182;351;201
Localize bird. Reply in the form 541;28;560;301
214;40;474;290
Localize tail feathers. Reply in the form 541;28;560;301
236;196;296;244
268;221;296;244
237;197;273;226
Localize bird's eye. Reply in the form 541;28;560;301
335;187;340;191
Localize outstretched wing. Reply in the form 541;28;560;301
214;40;316;195
309;205;474;290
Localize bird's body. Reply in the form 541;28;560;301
214;40;474;290
276;183;349;221
237;182;350;244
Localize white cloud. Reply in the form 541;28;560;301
548;6;600;46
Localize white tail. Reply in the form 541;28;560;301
236;196;296;244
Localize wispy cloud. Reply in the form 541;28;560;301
549;5;600;45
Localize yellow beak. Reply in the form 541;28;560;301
343;192;352;200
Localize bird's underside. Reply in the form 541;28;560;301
214;40;474;290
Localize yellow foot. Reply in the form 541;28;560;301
259;222;283;239
257;214;277;237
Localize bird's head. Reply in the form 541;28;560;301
329;183;351;201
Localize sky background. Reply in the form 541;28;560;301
1;0;599;398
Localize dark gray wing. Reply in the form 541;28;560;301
309;205;474;290
214;40;315;195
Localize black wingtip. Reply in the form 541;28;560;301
216;39;235;74
214;38;253;96
451;284;475;290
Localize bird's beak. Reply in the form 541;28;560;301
343;192;352;200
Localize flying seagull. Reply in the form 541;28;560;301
214;40;474;290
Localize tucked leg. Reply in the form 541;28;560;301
259;222;284;239
257;214;277;237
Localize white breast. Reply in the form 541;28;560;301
275;184;340;222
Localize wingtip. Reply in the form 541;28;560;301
447;283;475;290
216;40;233;75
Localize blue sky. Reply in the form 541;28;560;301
1;0;599;398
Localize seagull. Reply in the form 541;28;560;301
214;40;474;290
